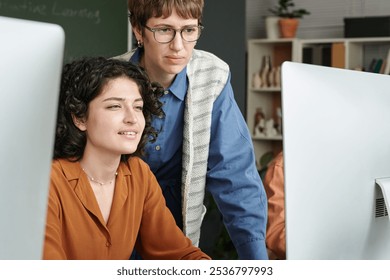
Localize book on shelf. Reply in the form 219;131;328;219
367;58;385;73
302;44;332;67
321;44;331;66
383;48;390;75
379;59;387;74
368;58;377;72
373;59;383;73
331;42;345;69
302;47;313;64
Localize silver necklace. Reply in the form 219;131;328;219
82;168;118;186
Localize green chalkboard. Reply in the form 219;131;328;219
0;0;128;63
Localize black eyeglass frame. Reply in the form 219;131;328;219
143;25;204;44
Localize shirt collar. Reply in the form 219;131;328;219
130;48;187;101
169;68;187;101
58;158;131;182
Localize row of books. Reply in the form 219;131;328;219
302;43;390;75
302;43;345;69
367;53;390;74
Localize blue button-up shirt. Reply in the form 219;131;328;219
130;49;268;260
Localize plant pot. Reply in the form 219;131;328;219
278;18;299;38
265;16;280;39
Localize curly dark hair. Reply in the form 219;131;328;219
54;56;164;161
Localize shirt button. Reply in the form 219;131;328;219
164;90;169;95
155;145;161;151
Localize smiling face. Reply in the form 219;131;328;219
133;8;198;87
74;76;145;160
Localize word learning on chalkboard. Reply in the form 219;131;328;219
0;0;128;62
0;1;101;24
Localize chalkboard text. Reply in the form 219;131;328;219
0;1;101;24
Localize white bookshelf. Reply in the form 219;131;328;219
247;37;390;169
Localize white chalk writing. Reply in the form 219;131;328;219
51;2;101;24
0;0;101;24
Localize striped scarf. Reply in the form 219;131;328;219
182;49;229;245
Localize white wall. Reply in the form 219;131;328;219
246;0;390;39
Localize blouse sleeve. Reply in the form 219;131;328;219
263;152;286;260
43;176;67;260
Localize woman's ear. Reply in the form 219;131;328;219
72;115;87;131
133;26;143;44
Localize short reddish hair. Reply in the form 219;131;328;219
128;0;204;30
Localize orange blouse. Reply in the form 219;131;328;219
43;157;210;260
263;152;286;260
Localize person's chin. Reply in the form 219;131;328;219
165;64;186;75
119;146;138;155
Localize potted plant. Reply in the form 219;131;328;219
268;0;310;38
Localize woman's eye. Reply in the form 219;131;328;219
135;106;144;111
157;27;171;34
184;27;196;33
107;104;121;109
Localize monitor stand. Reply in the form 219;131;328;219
375;178;390;220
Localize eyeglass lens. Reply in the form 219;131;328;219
154;26;202;43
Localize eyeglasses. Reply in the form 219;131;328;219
144;25;204;44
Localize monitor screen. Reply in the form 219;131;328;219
0;16;64;259
282;61;390;259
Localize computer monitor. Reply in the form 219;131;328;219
282;61;390;259
0;16;64;259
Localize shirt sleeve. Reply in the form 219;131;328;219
136;162;211;260
263;152;286;260
207;74;268;260
43;176;67;260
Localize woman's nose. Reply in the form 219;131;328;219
124;108;137;124
169;31;184;51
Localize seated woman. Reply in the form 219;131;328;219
263;151;285;260
43;57;210;260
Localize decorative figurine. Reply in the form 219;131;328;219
252;72;262;89
254;107;266;136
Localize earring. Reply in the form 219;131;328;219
137;40;144;48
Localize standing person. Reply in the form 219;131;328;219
43;57;210;260
115;0;268;259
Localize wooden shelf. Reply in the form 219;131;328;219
252;135;283;141
250;87;281;92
